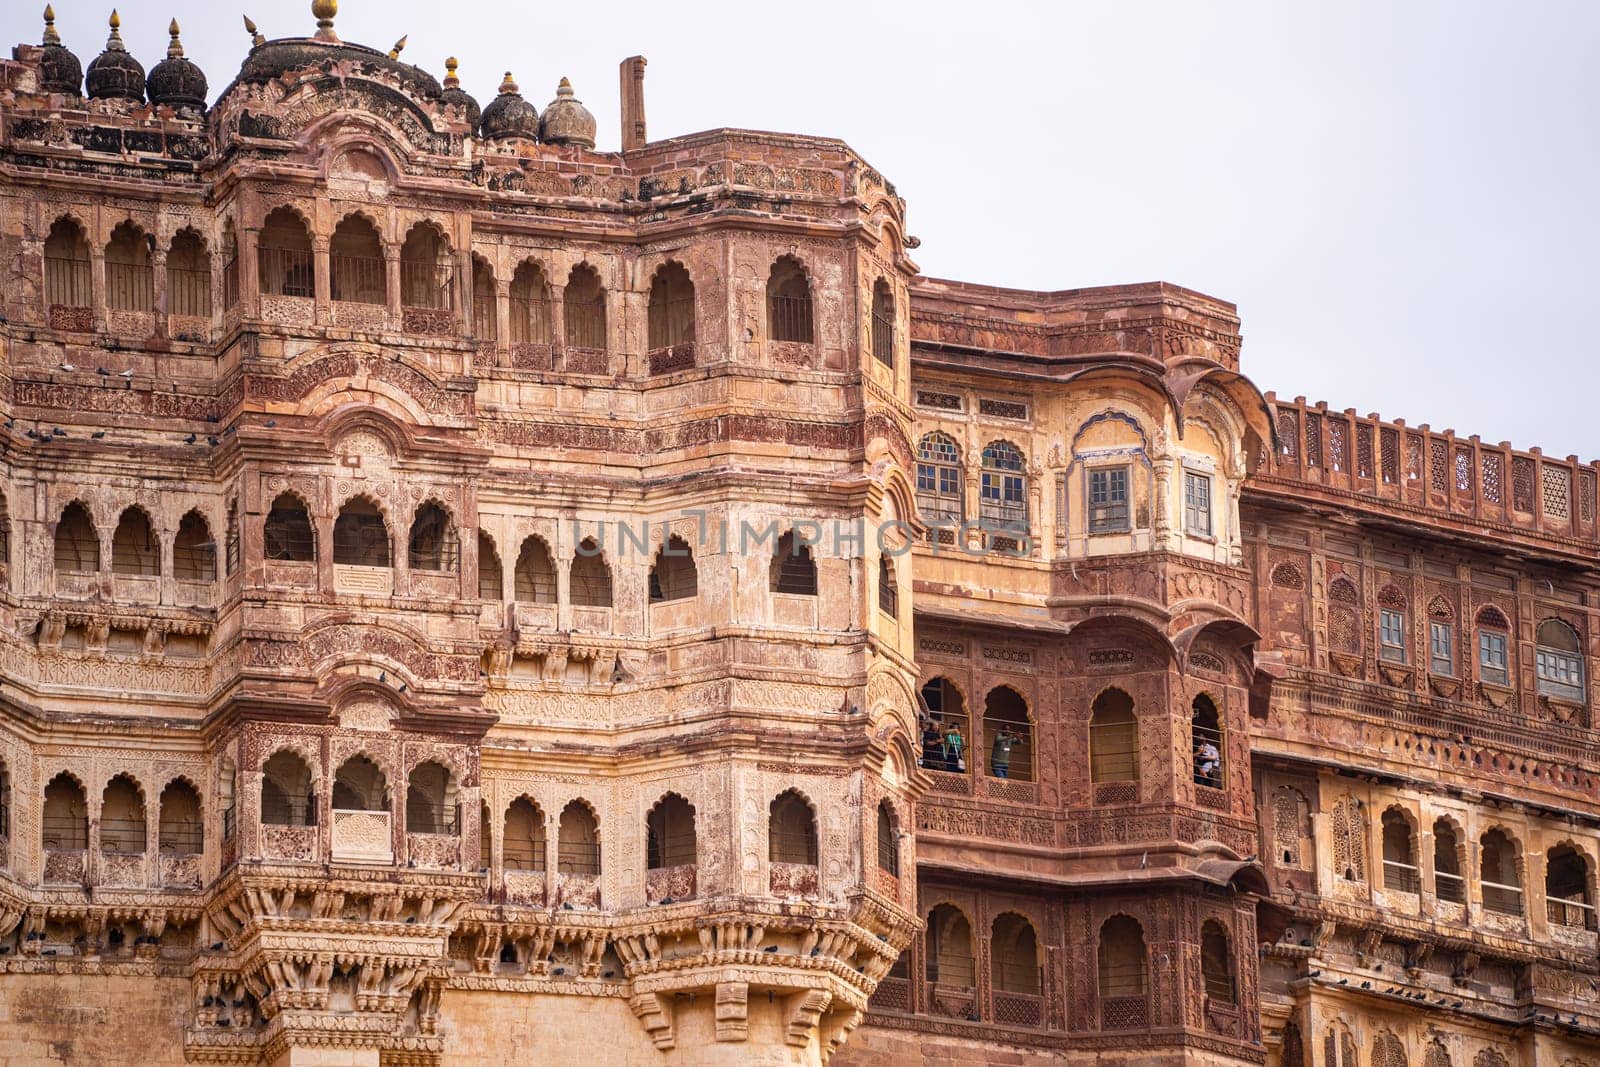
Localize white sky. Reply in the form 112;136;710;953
18;1;1598;460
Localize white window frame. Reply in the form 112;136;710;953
1088;465;1131;534
1429;621;1453;676
1379;609;1406;663
1479;629;1509;686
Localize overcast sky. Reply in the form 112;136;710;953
16;1;1598;459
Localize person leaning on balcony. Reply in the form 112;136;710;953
920;722;943;769
990;729;1014;778
943;724;965;771
1194;738;1221;786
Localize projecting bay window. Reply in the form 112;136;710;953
1429;621;1454;676
1379;609;1407;664
1088;466;1130;534
1183;471;1212;537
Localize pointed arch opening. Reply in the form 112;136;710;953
876;800;899;877
767;256;813;343
1546;844;1596;930
980;439;1028;532
514;536;558;603
1097;915;1148;1029
871;277;895;367
557;800;600;875
332;755;388;812
771;529;817;595
400;222;453;311
158;779;203;855
100;774;147;854
42;773;88;851
258;207;314;298
563;264;607;350
1089;688;1139;787
1191;693;1224;788
471;255;497;341
168;227;211;318
983;685;1033;781
570;538;613;608
1480;827;1522;916
502;797;545;871
925;904;976;992
54;502;100;574
330;214;385;305
647;261;695;351
405;761;459;835
407;502;459;572
1381;807;1419;892
1433;817;1465;902
509;260;551;344
878;553;898;619
263;492;315;562
1536;618;1585;701
768;789;818;866
916;431;963;525
261;750;314;826
173;509;216;581
991;912;1041;997
648;535;697;602
1200;920;1235;1006
105;221;154;312
112;506;159;576
921;677;970;773
1476;604;1511;685
44;216;92;308
477;531;503;600
333;498;390;567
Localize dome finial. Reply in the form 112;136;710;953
311;0;338;42
443;56;460;88
42;4;61;46
498;71;518;95
105;8;126;51
166;18;184;59
558;76;573;95
388;35;407;60
243;14;265;48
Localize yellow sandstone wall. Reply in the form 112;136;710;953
0;972;190;1066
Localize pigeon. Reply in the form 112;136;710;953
184;434;197;444
58;362;75;372
118;369;134;379
96;367;109;376
91;431;105;439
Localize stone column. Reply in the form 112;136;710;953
1152;457;1177;551
151;248;169;339
495;278;511;367
241;228;262;319
89;247;107;332
384;247;402;331
549;283;567;367
312;237;331;325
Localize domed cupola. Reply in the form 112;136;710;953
37;6;84;97
147;18;207;112
539;77;596;149
85;9;145;102
478;72;540;142
439;56;481;131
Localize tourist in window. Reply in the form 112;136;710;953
990;728;1017;778
942;722;966;771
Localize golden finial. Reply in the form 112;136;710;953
443;56;460;89
558;76;573;92
104;8;127;51
42;4;61;46
498;71;518;95
243;14;265;48
166;18;184;59
388;35;407;60
311;0;338;42
109;9;121;29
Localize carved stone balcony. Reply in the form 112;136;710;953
331;809;393;865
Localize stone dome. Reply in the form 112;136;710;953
539;77;596;149
36;5;83;96
478;73;540;141
439;57;481;131
84;10;146;102
229;4;440;101
147;19;208;112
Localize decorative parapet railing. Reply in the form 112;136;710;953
1261;394;1599;549
331;809;393;865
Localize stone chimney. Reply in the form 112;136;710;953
619;55;647;152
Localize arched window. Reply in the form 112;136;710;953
766;256;813;343
264;493;315;562
570;539;612;608
1097;915;1147;1028
408;503;459;572
648;535;697;602
1372;1031;1408;1067
260;750;314;826
647;261;695;350
870;278;895;368
1476;605;1511;685
983;686;1032;781
557;800;600;875
915;433;964;532
1089;688;1139;786
1479;828;1522;916
1330;796;1366;882
513;536;557;603
333;498;390;567
1381;808;1418;892
768;790;817;865
44;217;91;308
100;774;146;854
42;774;87;851
1424;1040;1452;1067
167;228;211;318
921;677;970;774
502;797;545;871
1433;818;1465;902
646;793;696;869
258;207;314;298
105;221;154;312
509;260;551;344
563;264;606;349
330;215;384;304
470;256;496;341
405;761;458;835
54;502;100;574
332;755;388;812
980;440;1028;531
878;554;898;619
1328;577;1361;655
925;904;975;989
1191;694;1224;788
477;532;503;600
771;530;817;595
1546;845;1596;930
112;507;159;576
1428;596;1456;675
1324;1027;1359;1067
1378;585;1408;663
173;510;216;581
1272;786;1312;868
1536;619;1585;701
876;801;899;876
399;222;452;310
991;913;1040;996
1200;920;1234;1005
158;779;202;855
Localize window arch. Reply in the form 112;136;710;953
570;538;612;608
42;773;87;851
1381;807;1418;892
980;440;1028;530
1272;786;1311;868
1378;584;1409;663
258;207;314;298
54;502;100;574
646;793;696;870
168;227;211;318
1200;920;1234;1005
991;912;1040;996
1536;619;1585;701
408;502;459;572
916;432;963;525
44;216;91;308
1330;795;1366;881
471;256;497;341
263;493;315;561
509;260;551;344
766;255;813;343
333;498;390;567
405;761;458;835
1324;1027;1359;1067
871;277;894;367
158;779;202;855
1476;605;1511;685
983;686;1032;781
478;532;504;600
399;222;453;311
768;790;817;865
1433;817;1465;902
112;506;159;576
876;800;899;876
648;535;697;602
1328;576;1361;655
105;221;154;312
512;535;557;602
502;796;545;871
563;264;607;349
261;750;314;826
1479;828;1522;915
1424;1041;1453;1067
557;800;600;875
925;904;975;989
1372;1031;1408;1067
1089;688;1138;785
921;677;970;773
878;554;898;619
1191;694;1224;788
100;774;147;854
1097;915;1147;1028
330;214;385;304
647;261;695;350
1546;844;1596;931
332;755;388;812
771;530;817;595
173;509;216;581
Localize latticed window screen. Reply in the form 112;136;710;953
1455;447;1473;495
1273;788;1307;867
1054;472;1068;548
1277;411;1299;461
1330;797;1365;881
1512;457;1534;511
1372;1032;1408;1067
1430;440;1449;493
1356;425;1374;478
1481;453;1503;503
1304;413;1322;467
1328;420;1346;471
1543;465;1571;519
1423;1042;1452;1067
1380;427;1399;483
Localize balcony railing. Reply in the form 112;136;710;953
1435;869;1465;903
331;808;393;864
258;247;314;298
1382;859;1420;894
1482;880;1523;916
1547;896;1597;930
105;261;154;312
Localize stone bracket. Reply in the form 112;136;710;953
629;991;674;1050
784;989;832;1049
714;981;748;1042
